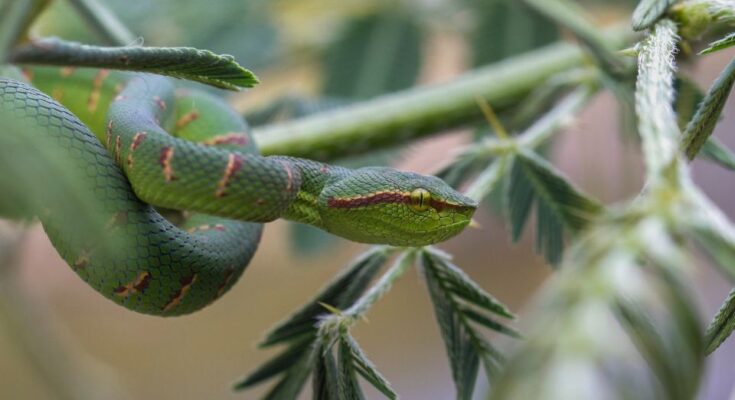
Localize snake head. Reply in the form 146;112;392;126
319;167;477;246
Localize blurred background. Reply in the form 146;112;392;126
0;0;734;399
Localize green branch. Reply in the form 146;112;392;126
254;30;630;159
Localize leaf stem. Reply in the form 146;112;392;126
342;250;417;321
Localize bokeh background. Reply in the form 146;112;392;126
1;0;734;399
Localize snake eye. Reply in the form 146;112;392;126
409;188;431;211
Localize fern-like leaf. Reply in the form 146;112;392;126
259;247;389;347
420;250;516;399
506;151;603;264
682;56;735;160
701;138;735;171
10;37;257;90
341;335;397;399
632;0;675;31
704;288;735;355
235;247;390;397
233;335;314;390
700;32;735;55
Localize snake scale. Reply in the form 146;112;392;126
0;68;476;316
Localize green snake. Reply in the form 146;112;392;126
0;67;476;316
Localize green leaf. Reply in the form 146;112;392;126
337;337;366;400
9;37;257;90
506;151;604;264
424;248;514;319
682;56;735;159
690;226;735;282
613;265;703;400
420;251;515;399
342;335;397;400
260;247;389;347
632;0;675;31
489;242;703;400
700;32;735;55
323;10;422;99
460;306;522;339
673;75;735;171
261;346;317;400
312;340;340;400
701;138;735;170
705;288;735;355
683;186;735;281
470;0;559;66
424;266;478;400
233;335;314;390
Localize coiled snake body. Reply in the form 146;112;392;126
0;69;476;316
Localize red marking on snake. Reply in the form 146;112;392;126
153;96;166;110
201;132;249;147
175;111;199;129
216;268;236;298
327;191;411;209
73;250;91;270
281;162;294;192
215;154;243;197
59;67;75;77
106;211;128;228
127;132;147;169
187;224;226;233
159;147;176;182
114;136;122;165
88;69;110;112
114;272;151;297
106;121;113;149
162;274;198;312
52;88;63;101
319;165;329;173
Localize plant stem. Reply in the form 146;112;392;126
464;156;511;203
634;19;680;182
343;250;417;320
517;85;597;148
254;29;631;159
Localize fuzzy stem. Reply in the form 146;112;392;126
634;19;681;181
